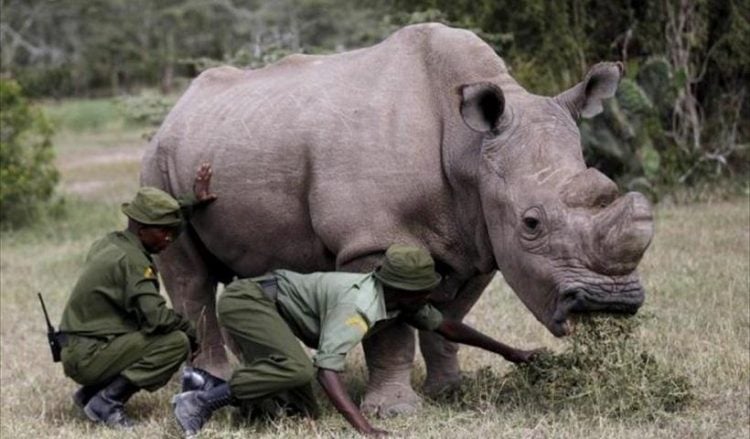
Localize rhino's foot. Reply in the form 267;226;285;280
361;382;422;418
360;367;421;418
423;373;463;399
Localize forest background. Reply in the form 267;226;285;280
2;0;749;226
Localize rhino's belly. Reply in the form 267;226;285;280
190;201;337;277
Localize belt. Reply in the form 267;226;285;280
258;277;279;301
56;332;113;347
56;332;70;347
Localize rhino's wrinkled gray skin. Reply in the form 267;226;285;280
141;23;653;417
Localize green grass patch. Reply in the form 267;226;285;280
493;314;693;419
42;98;124;133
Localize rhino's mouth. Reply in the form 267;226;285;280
549;279;644;337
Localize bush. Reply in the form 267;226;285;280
0;79;59;228
117;92;176;128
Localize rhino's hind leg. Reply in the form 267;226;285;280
360;322;421;418
157;226;232;379
419;273;494;397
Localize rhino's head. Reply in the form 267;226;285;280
460;62;653;337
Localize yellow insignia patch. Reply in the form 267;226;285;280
144;267;156;279
345;315;369;334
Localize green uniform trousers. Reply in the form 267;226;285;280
61;330;190;391
217;281;319;418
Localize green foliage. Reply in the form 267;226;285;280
117;92;177;128
0;79;59;228
582;57;678;198
2;0;746;193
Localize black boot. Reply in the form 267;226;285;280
181;366;226;392
83;376;139;428
73;381;109;410
172;382;233;436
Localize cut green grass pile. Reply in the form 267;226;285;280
493;314;693;419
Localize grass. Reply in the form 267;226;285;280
42;98;125;133
0;110;748;437
489;314;693;419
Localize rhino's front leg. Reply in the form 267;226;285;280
419;273;494;397
360;322;421;418
157;229;231;379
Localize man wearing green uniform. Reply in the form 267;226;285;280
173;244;539;436
59;164;217;428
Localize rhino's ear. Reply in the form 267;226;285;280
460;82;505;133
556;62;623;119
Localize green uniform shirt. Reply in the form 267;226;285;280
271;270;444;372
59;194;199;340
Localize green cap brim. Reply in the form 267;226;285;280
121;203;182;226
373;269;442;291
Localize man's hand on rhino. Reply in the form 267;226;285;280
193;162;217;205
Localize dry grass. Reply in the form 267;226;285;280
1;125;748;438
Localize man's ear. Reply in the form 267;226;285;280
459;82;505;133
555;62;623;119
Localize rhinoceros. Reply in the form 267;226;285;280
141;23;654;417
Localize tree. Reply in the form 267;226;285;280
0;78;58;228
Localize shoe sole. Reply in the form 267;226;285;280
83;400;135;429
172;394;198;437
82;403;101;423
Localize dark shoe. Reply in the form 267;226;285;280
83;392;134;428
73;386;95;410
172;383;232;436
82;376;139;428
72;381;111;410
181;366;226;392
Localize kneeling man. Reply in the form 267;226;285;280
173;244;538;436
59;164;216;427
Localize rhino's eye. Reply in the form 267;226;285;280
521;207;545;239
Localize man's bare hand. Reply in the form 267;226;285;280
506;347;548;364
193;163;217;204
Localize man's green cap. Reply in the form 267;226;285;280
374;244;442;291
121;187;182;226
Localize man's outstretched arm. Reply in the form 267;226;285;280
435;319;541;364
317;368;388;437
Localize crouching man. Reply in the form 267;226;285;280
58;164;217;428
173;244;539;436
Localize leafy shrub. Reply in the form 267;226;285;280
117;92;177;128
581;58;679;199
0;79;59;228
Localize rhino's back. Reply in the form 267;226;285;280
143;23;507;275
